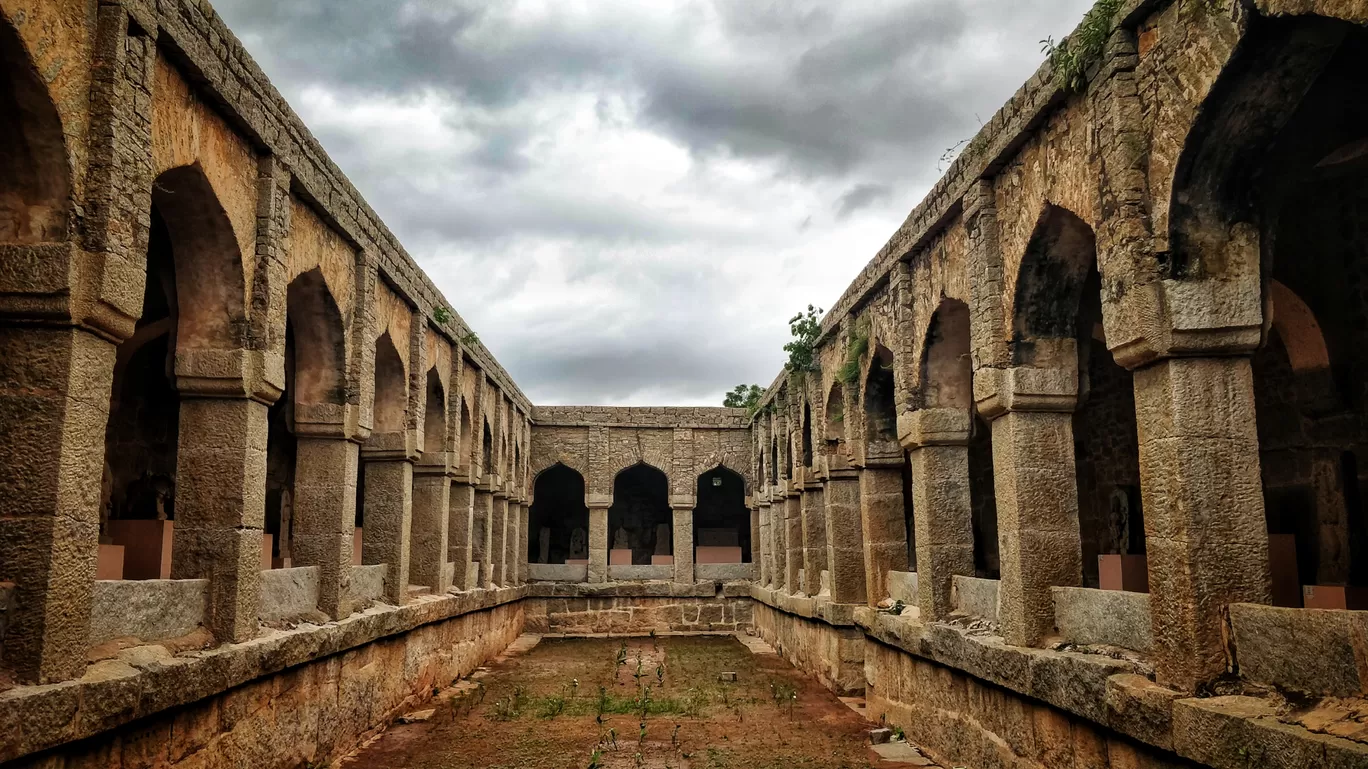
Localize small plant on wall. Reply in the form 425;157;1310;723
783;305;823;374
1039;0;1122;92
837;317;870;385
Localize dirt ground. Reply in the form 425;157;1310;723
343;634;893;769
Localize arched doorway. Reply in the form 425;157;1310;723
694;467;750;564
528;464;589;564
609;463;671;565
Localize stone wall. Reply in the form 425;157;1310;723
524;582;752;635
752;601;866;696
5;595;525;768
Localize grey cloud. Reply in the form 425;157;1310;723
835;183;893;219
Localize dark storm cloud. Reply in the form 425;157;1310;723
835;183;893;219
211;0;1099;405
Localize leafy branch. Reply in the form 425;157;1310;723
723;384;765;415
1040;0;1122;93
783;305;823;374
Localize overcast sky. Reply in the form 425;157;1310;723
214;0;1096;406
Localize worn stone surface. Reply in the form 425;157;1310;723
1053;586;1153;652
1228;603;1366;697
88;579;209;646
258;567;324;625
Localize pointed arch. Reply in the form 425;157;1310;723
825;381;845;443
863;342;897;451
0;14;70;244
695;465;750;563
152;165;247;352
287;267;348;409
920;298;973;411
372;331;407;434
528;463;589;564
422;367;446;456
609;462;671;565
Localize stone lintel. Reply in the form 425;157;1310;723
1105;277;1263;371
898;408;971;449
974;366;1079;421
586;494;612;509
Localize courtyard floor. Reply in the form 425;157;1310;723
343;633;937;769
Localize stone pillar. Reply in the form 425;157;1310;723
473;482;494;588
588;500;610;583
770;492;787;590
757;500;772;585
785;489;803;593
293;434;360;617
800;483;827;596
411;464;452;593
1133;356;1270;689
449;479;476;589
980;367;1082;647
360;456;415;604
0;328;114;682
901;409;975;622
502;493;519;587
755;500;766;571
824;467;867;605
858;458;910;606
672;499;695;584
518;502;531;585
171;395;269;642
491;490;509;586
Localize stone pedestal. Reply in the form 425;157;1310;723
293;436;359;618
360;457;414;604
1132;355;1270;689
902;409;975;622
172;396;268;643
108;519;173;580
800;486;827;596
824;470;867;605
588;504;609;583
448;481;476;590
411;467;452;593
858;459;909;606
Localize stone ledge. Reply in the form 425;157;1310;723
525;581;716;599
748;585;859;627
0;585;526;763
1172;695;1368;769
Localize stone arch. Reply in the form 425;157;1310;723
825;381;845;444
1167;15;1354;283
372;331;407;434
695;465;751;563
528;463;589;565
862;342;898;453
458;397;473;471
0;13;70;244
609;462;672;564
481;419;493;477
801;399;814;470
287;267;348;410
1012;204;1097;366
1269;280;1331;375
422;368;446;456
152;165;247;352
919;299;973;411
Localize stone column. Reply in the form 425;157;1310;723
901;409;975;622
672;499;695;584
0;328;115;683
824;466;867;605
449;478;476;589
979;367;1082;647
411;463;452;594
755;498;766;574
293;433;360;617
770;492;787;590
473;481;494;588
491;490;509;586
1133;356;1270;689
785;488;803;593
502;493;519;587
757;500;772;585
858;457;910;606
800;481;828;596
172;394;270;642
518;502;531;585
588;499;610;583
360;455;415;604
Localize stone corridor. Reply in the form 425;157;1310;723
4;0;1368;768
